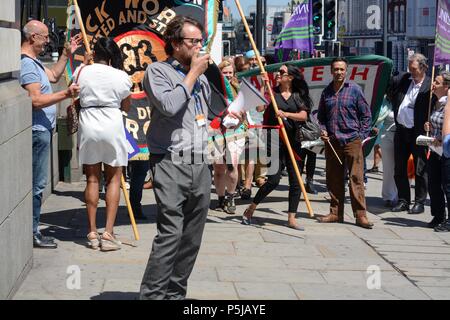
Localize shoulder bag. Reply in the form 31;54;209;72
66;66;86;135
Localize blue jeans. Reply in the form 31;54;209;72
32;130;51;235
129;160;150;216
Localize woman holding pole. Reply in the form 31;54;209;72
74;37;132;251
241;65;311;230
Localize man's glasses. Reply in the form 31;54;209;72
34;33;49;40
181;37;205;46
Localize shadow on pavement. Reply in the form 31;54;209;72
39;203;158;243
91;291;139;300
381;217;429;228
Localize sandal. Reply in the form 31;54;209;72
100;231;121;251
87;232;100;250
241;208;254;226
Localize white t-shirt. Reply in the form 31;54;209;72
73;63;132;108
396;78;423;128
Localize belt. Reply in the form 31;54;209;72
397;123;414;130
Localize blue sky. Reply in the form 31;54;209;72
225;0;289;19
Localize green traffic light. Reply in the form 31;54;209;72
327;20;335;28
313;14;322;22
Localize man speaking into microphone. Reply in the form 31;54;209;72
139;16;212;300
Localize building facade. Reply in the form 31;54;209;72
338;0;436;72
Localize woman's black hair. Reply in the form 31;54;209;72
93;37;124;70
287;65;313;111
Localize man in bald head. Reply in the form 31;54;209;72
20;20;82;248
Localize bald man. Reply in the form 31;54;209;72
20;20;81;248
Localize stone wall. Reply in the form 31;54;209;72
0;0;33;299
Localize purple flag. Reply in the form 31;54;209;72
275;0;314;62
435;0;450;65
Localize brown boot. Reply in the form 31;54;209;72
317;213;343;223
355;212;374;229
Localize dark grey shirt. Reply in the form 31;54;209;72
144;60;211;156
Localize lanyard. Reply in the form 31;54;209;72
175;69;204;116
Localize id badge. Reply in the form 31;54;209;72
195;114;206;127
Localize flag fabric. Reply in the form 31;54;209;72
238;55;393;157
275;0;314;62
227;78;268;114
435;0;450;65
65;0;221;160
125;128;140;160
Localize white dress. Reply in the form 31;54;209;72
73;63;132;167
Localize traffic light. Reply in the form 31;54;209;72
312;0;324;36
248;12;256;39
244;13;255;41
323;0;337;41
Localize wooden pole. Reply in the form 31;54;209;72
121;175;140;241
426;65;436;137
73;0;91;55
234;0;314;217
73;0;140;240
327;140;343;165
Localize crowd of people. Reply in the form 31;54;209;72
20;16;450;300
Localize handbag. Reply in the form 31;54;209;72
295;119;321;143
66;66;86;135
291;92;321;143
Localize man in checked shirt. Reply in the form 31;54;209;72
317;57;374;229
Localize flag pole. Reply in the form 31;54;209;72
233;0;314;217
426;3;440;136
72;0;140;240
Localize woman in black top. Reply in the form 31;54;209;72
242;65;312;230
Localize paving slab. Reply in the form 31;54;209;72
217;266;326;284
282;257;393;271
13;156;450;300
291;283;398;300
234;282;298;300
187;281;239;300
419;286;450;300
233;241;322;258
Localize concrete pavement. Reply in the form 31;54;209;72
13;156;450;300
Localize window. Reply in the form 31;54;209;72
394;5;399;32
421;7;430;26
399;5;405;32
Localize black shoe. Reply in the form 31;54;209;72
384;200;393;208
214;197;225;212
33;235;57;249
434;220;450;232
39;234;55;242
392;201;409;212
305;181;318;195
428;217;445;228
366;166;379;174
240;188;252;200
223;193;236;215
408;203;424;214
134;214;148;220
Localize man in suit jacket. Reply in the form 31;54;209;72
388;53;432;214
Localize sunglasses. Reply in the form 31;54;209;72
278;69;289;77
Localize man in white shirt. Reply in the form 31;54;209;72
388;53;432;214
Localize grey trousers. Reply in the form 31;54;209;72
139;154;211;300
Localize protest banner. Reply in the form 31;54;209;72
65;0;221;160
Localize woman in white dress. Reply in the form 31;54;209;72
73;37;132;251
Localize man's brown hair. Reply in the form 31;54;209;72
163;16;204;56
